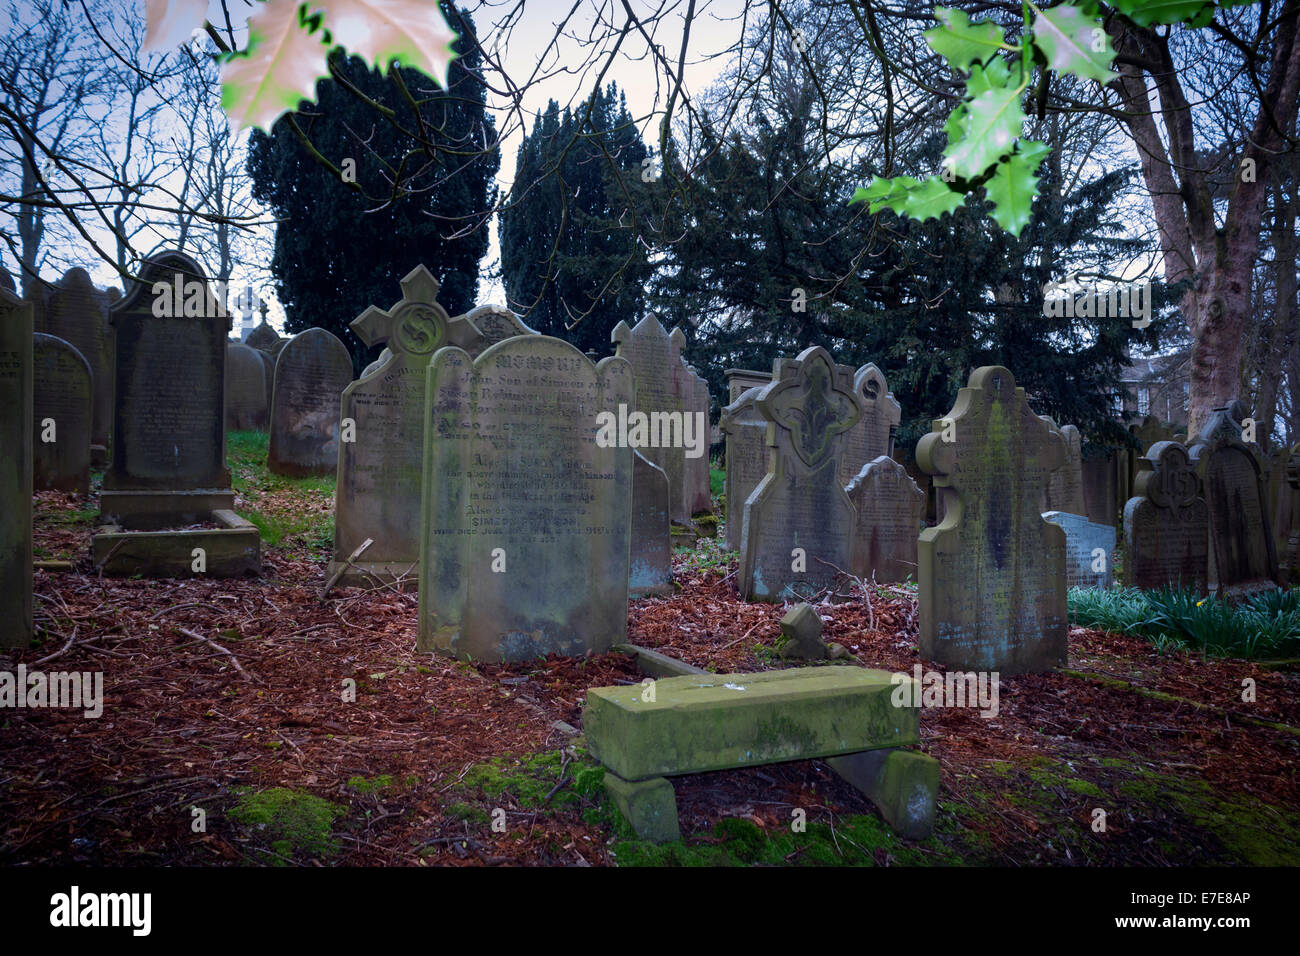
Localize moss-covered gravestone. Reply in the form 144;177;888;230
32;333;92;494
916;366;1067;674
630;451;672;598
1;288;33;648
719;385;767;552
329;266;485;586
1188;403;1279;597
101;250;234;529
738;347;861;602
268;328;353;477
418;336;633;661
838;363;901;488
847;455;924;584
612;315;712;526
224;342;268;431
1122;440;1208;592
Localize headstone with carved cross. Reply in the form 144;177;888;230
916;366;1068;674
1123;440;1208;592
328;265;484;586
1188;402;1279;598
738;346;862;602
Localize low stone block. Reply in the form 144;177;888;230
826;747;939;840
99;489;236;531
92;510;260;577
778;602;827;660
584;667;917;782
604;773;680;844
613;643;708;678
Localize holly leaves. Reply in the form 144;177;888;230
1031;2;1118;84
923;7;1006;71
142;0;461;133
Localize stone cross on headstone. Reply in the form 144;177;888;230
916;366;1067;674
1123;440;1208;592
738;346;861;602
1188;402;1278;597
329;265;483;586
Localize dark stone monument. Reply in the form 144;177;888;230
719;385;768;552
846;455;924;584
32;333;92;494
1;288;33;648
268;327;353;477
630;451;672;598
225;341;269;431
1122;440;1208;592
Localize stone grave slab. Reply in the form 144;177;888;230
329;265;484;586
1045;423;1087;516
1188;403;1279;597
725;367;770;404
738;347;861;602
719;385;768;552
630;451;672;598
418;336;633;661
838;363;901;487
1123;440;1209;592
1043;511;1115;589
847;455;924;584
41;268;112;461
225;341;268;431
916;366;1067;674
268;327;353;477
1;288;33;648
32;333;92;494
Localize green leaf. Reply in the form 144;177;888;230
1031;3;1119;84
851;175;963;222
942;60;1026;179
1107;0;1216;27
220;0;332;133
319;0;460;85
923;6;1006;71
984;143;1048;236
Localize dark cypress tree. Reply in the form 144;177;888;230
499;83;655;354
246;3;498;375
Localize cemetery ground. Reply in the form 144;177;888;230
4;432;1299;868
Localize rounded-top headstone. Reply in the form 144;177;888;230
246;321;280;352
32;333;92;494
268;327;353;476
225;341;268;431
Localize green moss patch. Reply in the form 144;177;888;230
228;787;345;863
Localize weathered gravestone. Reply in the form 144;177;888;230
1116;416;1179;525
916;366;1067;674
846;455;924;584
101;250;234;529
630;451;672;598
0;266;14;292
463;303;540;347
1123;440;1208;592
725;367;770;404
739;347;861;602
1043;511;1114;589
719;385;768;551
683;366;713;518
838;364;901;487
419;336;633;661
256;349;275;410
1284;445;1300;585
1;288;33;648
32;333;92;494
225;342;268;431
1188;403;1278;597
41;268;113;463
611;315;712;526
246;320;280;352
1045;423;1087;516
268;327;353;477
330;266;489;586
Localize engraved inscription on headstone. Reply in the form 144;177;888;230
846;455;924;584
330;265;484;586
917;366;1067;674
32;333;92;494
1122;440;1208;592
739;347;861;602
0;288;33;648
419;336;633;661
463;304;539;355
268;328;353;477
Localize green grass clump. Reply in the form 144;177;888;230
228;787;345;863
1068;586;1300;659
709;465;725;499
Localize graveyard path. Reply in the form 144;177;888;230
4;491;1298;866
